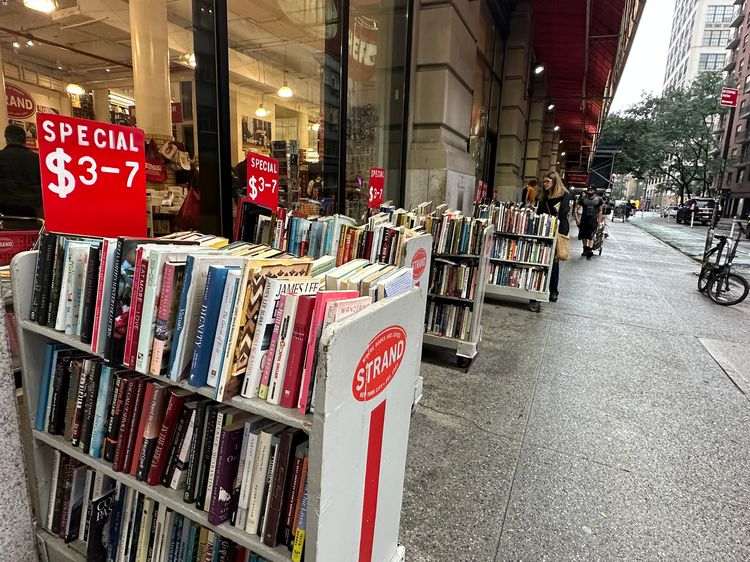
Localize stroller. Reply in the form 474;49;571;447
591;221;608;256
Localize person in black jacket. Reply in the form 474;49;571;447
537;171;571;302
0;125;42;217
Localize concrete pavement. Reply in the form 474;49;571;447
631;213;750;269
402;220;750;561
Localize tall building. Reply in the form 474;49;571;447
664;0;735;91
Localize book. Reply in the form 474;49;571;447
47;235;66;327
262;428;303;546
232;416;268;529
291;484;308;562
89;365;114;458
285;449;308;547
257;293;287;401
202;408;240;513
102;374;128;462
168;403;199;490
79;244;101;343
183;400;210;503
207;269;242;388
127;379;156;476
208;420;245;525
189;266;234;388
266;293;301;404
32;232;55;324
85;487;116;562
122;246;148;368
79;361;101;453
296;290;358;414
112;377;145;472
69;358;93;446
245;423;284;535
63;464;88;542
279;295;315;409
146;387;191;486
134;382;169;480
91;237;117;354
47;450;63;531
149;260;187;376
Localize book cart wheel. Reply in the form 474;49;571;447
456;356;472;369
528;300;541;313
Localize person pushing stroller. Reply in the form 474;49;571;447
574;186;604;259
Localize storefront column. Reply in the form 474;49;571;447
405;0;478;213
523;98;544;182
129;0;172;139
229;86;241;165
495;0;532;202
93;88;111;124
539;121;555;173
0;49;7;148
297;110;310;151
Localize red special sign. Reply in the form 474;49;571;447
368;167;385;209
721;87;740;108
411;248;427;282
37;113;147;238
6;84;35;119
246;151;279;211
352;325;406;402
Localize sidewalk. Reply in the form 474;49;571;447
631;213;750;268
402;221;750;561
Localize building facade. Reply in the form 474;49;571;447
664;0;735;91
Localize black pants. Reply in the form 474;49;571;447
550;259;560;295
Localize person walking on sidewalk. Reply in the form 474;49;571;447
538;171;570;302
575;186;603;259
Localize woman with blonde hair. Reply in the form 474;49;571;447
537;171;571;302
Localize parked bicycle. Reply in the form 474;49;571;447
698;219;749;306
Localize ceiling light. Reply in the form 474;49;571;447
547;104;555;111
554;125;560;132
278;72;293;98
65;83;86;96
534;64;545;75
12;41;20;49
560;151;566;156
105;68;110;73
255;103;269;118
26;40;34;47
311;122;320;132
559;139;564;144
23;0;57;14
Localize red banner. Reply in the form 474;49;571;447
721;87;739;108
0;230;38;266
37;113;147;237
368;167;385;209
246;151;280;211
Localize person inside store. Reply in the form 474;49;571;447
0;124;42;218
521;179;539;206
538;171;570;302
575;185;604;259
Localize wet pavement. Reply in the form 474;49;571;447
402;220;750;561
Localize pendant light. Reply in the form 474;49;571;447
23;0;57;14
255;95;270;118
65;83;86;96
277;72;293;99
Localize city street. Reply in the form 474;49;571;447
631;212;750;269
403;221;750;561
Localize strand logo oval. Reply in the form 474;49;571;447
352;326;406;401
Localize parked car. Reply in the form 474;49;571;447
676;198;714;225
662;205;679;218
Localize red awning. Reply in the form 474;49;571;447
533;0;628;171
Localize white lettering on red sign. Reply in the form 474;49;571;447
352;325;406;402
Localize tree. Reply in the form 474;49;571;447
600;72;726;203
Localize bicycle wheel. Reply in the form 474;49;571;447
708;272;750;306
698;265;714;293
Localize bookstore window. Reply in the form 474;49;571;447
1;1;199;234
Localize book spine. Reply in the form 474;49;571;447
230;422;252;527
80;362;101;453
147;391;186;485
240;282;276;399
280;300;314;408
206;275;237;387
89;366;114;458
201;409;225;513
79;245;101;343
136;386;167;481
262;431;294;546
46;354;69;435
235;430;259;529
69;360;90;445
245;432;272;535
102;376;125;462
162;407;193;487
30;235;47;322
188;269;215;388
258;294;285;401
123;247;147;368
37;233;57;326
112;378;141;472
183;404;208;503
282;454;304;545
208;428;243;525
129;382;155;476
149;262;177;376
104;239;124;359
90;239;108;354
290;485;308;562
168;256;194;379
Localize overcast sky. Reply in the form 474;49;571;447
610;0;676;113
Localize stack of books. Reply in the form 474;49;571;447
491;237;553;265
28;231;414;412
46;451;279;561
37;352;311;553
488;264;548;292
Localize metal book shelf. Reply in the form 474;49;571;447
485;229;557;312
423;224;494;366
12;250;419;562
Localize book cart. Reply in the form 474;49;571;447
422;222;494;368
482;205;558;313
12;249;424;562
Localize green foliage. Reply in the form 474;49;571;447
600;72;726;202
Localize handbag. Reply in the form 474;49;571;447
556;233;570;261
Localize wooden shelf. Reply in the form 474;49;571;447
489;257;552;268
19;319;313;433
33;431;292;562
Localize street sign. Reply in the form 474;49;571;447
36;113;147;237
721;87;739;108
368;167;385;209
245;150;279;211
